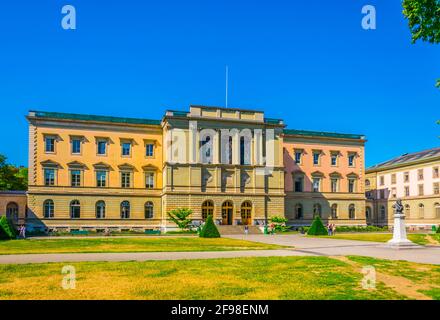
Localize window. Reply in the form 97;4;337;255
70;200;80;219
330;153;338;166
348;179;356;193
312;177;321;192
331;178;338;193
294;175;304;192
434;183;440;195
331;204;338;218
96;201;105;219
418;184;424;196
6;203;18;223
434;167;439;179
404;186;410;197
418;169;424;181
313;152;320;165
435;203;440;219
349;204;355;219
71;170;81;187
418;203;424;219
295;204;303;219
380;206;386;220
391;174;396;184
96;171;107;187
97;140;107;155
404;172;409;182
202;200;214;221
239;136;251;165
366;207;371;219
43;200;54;218
294;151;302;164
146;144;154;157
122;142;131;156
348;154;355;167
379;176;384;186
380;189;385;199
391;188;397;198
365;179;370;188
240;201;252;225
71;139;81;154
44;168;55;186
45;137;55;153
405;204;410;217
121;201;130;219
145;201;154;218
313;203;322;218
145;172;155;189
121;172;132;188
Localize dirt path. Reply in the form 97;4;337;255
425;235;440;246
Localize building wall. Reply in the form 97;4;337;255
0;192;27;225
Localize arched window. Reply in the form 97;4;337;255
121;201;130;219
418;203;424;219
96;201;105;219
202;200;214;221
380;206;386;220
241;201;252;225
405;204;410;217
313;203;322;218
145;201;154;219
6;202;19;223
43;200;54;219
295;203;303;220
435;203;440;219
349;204;355;219
331;204;338;219
221;201;233;225
70;200;80;219
366;207;371;220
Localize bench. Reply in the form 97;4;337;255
70;230;89;235
145;229;161;235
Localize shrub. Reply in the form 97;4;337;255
167;208;193;231
199;215;221;238
269;216;290;232
437;225;440;234
307;216;328;236
0;216;16;240
335;225;388;233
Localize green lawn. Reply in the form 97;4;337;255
0;237;283;255
0;256;425;300
308;233;430;245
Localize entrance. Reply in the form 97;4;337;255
240;201;252;225
221;201;233;225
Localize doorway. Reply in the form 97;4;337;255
241;201;252;225
222;201;233;225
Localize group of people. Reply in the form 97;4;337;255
326;223;336;236
17;224;26;239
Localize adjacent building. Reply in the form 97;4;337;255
366;147;440;229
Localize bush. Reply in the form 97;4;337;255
269;216;290;232
199;215;221;238
307;216;328;236
437;225;440;234
0;216;16;240
335;225;388;233
167;208;193;231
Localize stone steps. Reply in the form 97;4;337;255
217;225;262;235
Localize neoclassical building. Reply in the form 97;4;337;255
22;105;367;232
366;147;440;229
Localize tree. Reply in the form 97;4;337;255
402;0;440;87
269;215;290;232
307;216;328;236
167;208;193;231
199;215;221;238
0;154;28;191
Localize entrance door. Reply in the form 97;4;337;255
241;201;252;225
222;201;233;225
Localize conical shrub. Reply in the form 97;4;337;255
307;216;328;236
199;215;221;238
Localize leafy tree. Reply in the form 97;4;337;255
402;0;440;87
199;215;221;238
269;215;290;232
307;216;328;236
0;154;28;191
167;208;193;231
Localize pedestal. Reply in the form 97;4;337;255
386;213;421;249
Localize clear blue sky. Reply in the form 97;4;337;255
0;0;439;167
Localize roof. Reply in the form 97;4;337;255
29;111;161;126
283;129;365;140
367;147;440;172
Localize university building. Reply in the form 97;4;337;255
366;147;440;230
14;105;367;232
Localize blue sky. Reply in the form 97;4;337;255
0;0;439;167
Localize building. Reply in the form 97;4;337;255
283;130;366;226
21;105;366;232
0;191;27;225
366;147;440;229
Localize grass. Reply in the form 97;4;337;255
0;237;283;255
0;256;414;300
308;233;430;245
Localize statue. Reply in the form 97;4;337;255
393;199;404;215
387;199;420;248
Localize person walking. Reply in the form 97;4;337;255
331;223;336;236
244;225;249;235
327;223;332;236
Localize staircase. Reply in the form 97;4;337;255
217;225;262;235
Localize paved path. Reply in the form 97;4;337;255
1;234;439;265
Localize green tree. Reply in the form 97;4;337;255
199;215;221;238
167;208;193;231
0;154;27;191
402;0;440;87
307;216;328;236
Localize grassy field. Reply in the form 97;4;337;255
0;255;439;300
0;237;283;255
308;233;435;245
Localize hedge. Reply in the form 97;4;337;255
0;216;16;240
307;216;328;235
199;215;221;238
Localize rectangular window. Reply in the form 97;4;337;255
418;184;424;196
380;189;385;199
145;172;155;189
97;141;107;155
96;171;107;187
331;154;338;166
294;151;302;164
331;178;338;193
348;179;355;193
71;139;81;154
404;186;410;197
434;183;439;195
122;143;131;156
391;188;397;198
312;178;320;192
71;170;81;187
44;169;55;186
45;137;55;153
404;172;410;183
433;167;439;179
121;172;131;188
313;152;320;166
391;174;396;184
348;154;355;167
418;169;424;181
379;176;384;186
294;176;303;192
146;144;154;157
